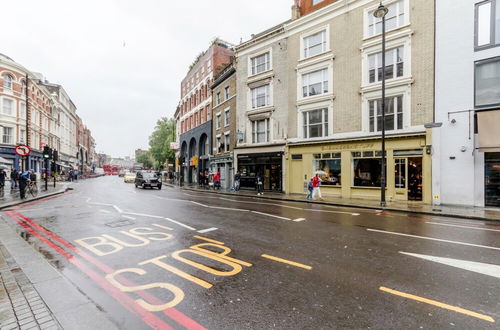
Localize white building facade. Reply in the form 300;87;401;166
433;0;500;207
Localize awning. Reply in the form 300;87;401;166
477;110;500;152
56;162;71;169
0;157;11;165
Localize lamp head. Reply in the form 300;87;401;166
373;2;389;18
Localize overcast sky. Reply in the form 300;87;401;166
1;0;291;158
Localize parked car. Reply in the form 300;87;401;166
119;170;126;177
124;172;136;183
135;171;162;189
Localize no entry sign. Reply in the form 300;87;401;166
14;145;31;157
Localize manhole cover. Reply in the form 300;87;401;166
105;219;134;227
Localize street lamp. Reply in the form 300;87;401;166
374;2;388;208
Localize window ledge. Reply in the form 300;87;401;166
297;51;334;69
247;105;274;115
362;25;412;45
247;70;274;84
360;76;413;93
297;93;335;106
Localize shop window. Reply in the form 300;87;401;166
314;156;341;185
353;153;385;187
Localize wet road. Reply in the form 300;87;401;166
2;176;500;329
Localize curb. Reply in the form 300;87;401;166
166;184;500;223
0;188;68;211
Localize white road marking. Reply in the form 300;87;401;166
163;217;196;231
113;205;123;213
121;215;136;221
123;212;164;219
218;198;304;210
400;252;500;279
190;201;207;207
197;227;218;233
251;211;291;221
367;228;500;251
99;209;111;214
293;218;306;222
307;209;360;216
426;221;500;232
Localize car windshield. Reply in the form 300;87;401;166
142;173;157;179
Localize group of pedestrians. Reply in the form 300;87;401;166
306;173;325;201
0;168;37;199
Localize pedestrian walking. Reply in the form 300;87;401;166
312;173;323;200
214;171;221;190
256;173;263;195
10;168;18;189
0;169;6;190
234;171;241;191
306;178;313;199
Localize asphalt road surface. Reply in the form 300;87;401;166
2;176;500;329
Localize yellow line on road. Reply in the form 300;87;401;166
194;235;224;245
379;287;495;323
261;254;312;270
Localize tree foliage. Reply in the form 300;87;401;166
136;152;153;169
148;117;176;169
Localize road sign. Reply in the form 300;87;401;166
14;145;31;157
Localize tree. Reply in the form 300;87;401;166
148;117;176;170
136;152;153;169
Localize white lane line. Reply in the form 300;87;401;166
218;197;304;210
251;211;291;221
367;228;500;251
293;218;306;222
426;221;500;232
121;215;136;221
123;212;164;219
307;209;360;216
113;205;123;213
197;227;218;233
400;252;500;279
163;217;196;231
99;209;111;214
190;201;207;207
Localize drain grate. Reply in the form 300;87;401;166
105;219;134;227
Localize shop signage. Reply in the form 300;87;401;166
321;143;374;151
170;142;179;150
14;145;31;157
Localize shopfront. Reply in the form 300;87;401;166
485;153;500;207
477;110;500;207
286;133;431;203
236;152;283;192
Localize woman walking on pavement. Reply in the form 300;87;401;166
256;173;264;195
312;173;324;200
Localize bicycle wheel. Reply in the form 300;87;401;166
29;184;38;197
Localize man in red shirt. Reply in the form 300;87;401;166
312;174;323;200
214;171;221;190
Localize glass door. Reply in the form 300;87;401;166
394;158;407;199
485;152;500;207
408;157;423;201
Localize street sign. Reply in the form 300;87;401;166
14;145;31;157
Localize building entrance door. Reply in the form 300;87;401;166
485;152;500;207
394;157;422;201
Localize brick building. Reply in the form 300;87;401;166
178;39;234;184
210;62;237;189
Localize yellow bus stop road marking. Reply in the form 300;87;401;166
194;235;224;245
261;254;312;270
379;286;495;323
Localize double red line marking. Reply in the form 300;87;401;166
3;196;206;330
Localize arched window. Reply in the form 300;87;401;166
2;74;13;89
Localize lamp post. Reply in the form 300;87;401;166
373;2;388;208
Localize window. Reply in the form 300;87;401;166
312;0;324;4
475;0;500;48
252;119;270;143
368;47;404;83
313;153;341;185
224;133;230;152
369;95;404;132
216;92;221;105
475;57;500;107
304;30;327;58
19;129;26;144
251;53;270;75
2;98;13;115
21;80;26;95
367;0;405;37
303;108;328;138
251;84;270;108
2;74;13;90
224;108;230;126
216;136;222;153
2;127;13;144
224;86;230;100
302;69;329;97
216;113;221;129
353;156;385;187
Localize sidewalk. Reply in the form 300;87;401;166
173;183;500;222
0;182;68;210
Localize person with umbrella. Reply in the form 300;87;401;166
312;171;325;201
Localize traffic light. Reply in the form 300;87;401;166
53;150;58;161
43;146;52;159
